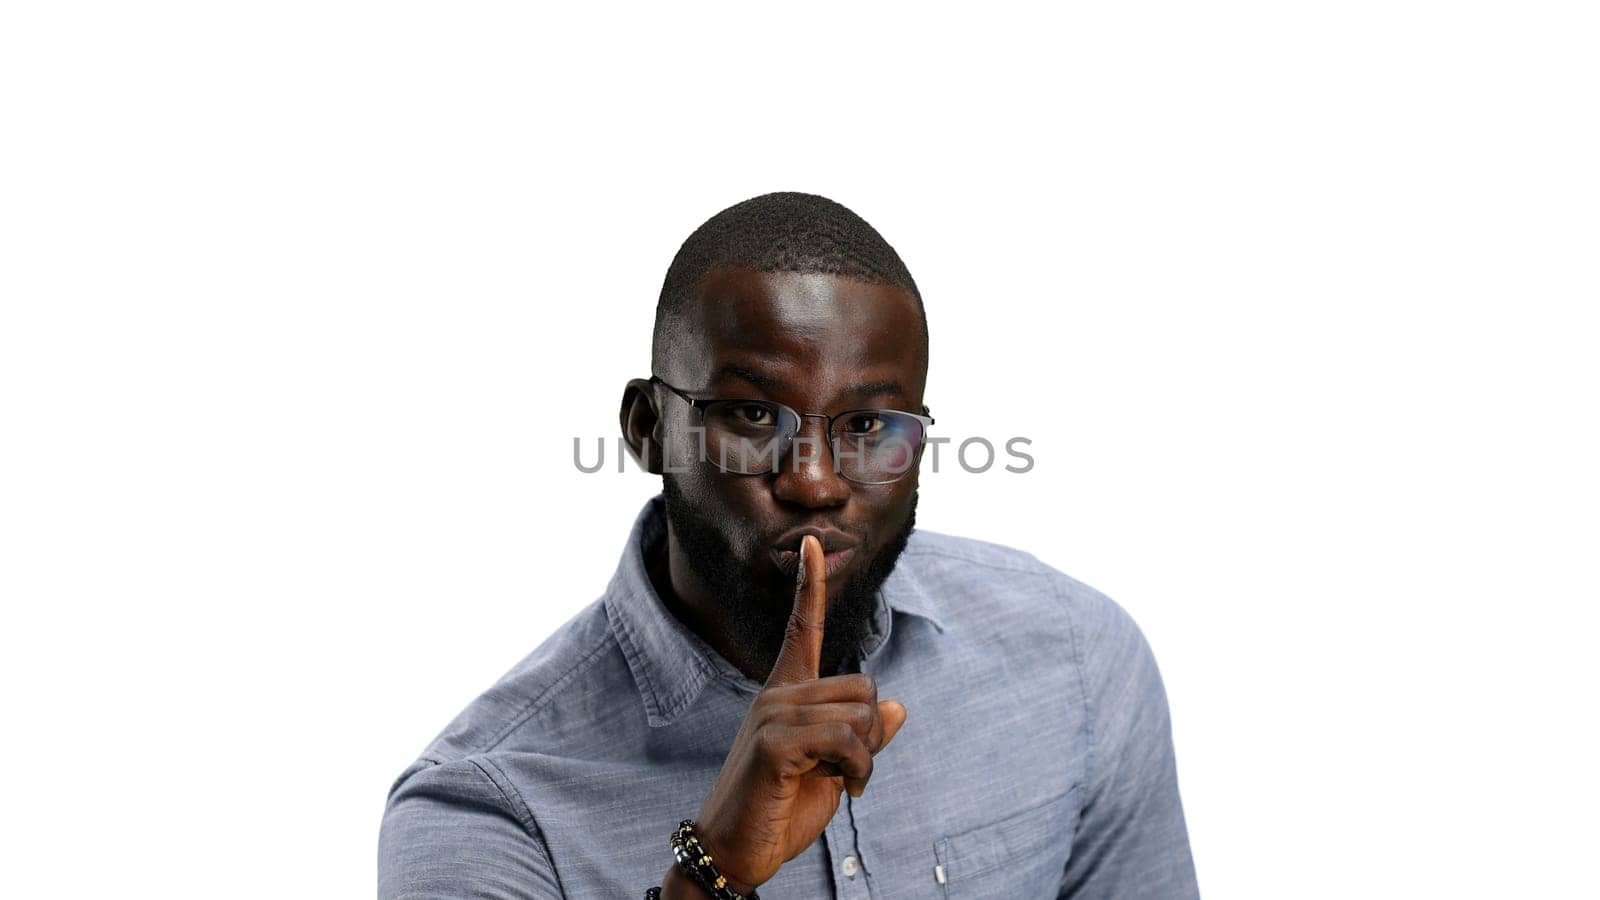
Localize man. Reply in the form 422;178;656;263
379;193;1198;898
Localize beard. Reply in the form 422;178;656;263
660;476;917;679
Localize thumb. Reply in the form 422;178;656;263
841;701;908;800
877;700;908;749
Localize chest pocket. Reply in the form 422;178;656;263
933;785;1080;898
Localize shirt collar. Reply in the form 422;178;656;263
603;494;945;728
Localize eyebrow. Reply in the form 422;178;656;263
713;362;785;393
845;380;907;402
712;363;907;403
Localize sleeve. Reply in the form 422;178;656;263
1057;586;1199;899
379;757;565;900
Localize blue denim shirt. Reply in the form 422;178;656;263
379;495;1198;898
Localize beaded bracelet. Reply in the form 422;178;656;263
643;819;760;900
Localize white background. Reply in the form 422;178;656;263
3;3;1596;897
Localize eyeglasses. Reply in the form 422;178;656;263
649;375;935;485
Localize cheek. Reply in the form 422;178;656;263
880;443;912;471
680;470;772;556
662;423;707;472
861;484;916;547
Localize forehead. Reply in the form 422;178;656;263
673;267;926;405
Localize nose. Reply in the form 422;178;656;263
770;415;851;509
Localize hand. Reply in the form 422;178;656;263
688;535;909;895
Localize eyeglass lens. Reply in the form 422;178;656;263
696;400;924;484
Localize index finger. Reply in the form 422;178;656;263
764;533;827;687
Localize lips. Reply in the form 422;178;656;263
770;528;860;580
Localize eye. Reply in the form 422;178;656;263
842;413;885;435
731;403;776;426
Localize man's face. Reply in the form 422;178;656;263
655;267;927;676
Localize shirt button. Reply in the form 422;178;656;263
841;855;860;878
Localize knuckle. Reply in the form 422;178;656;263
827;721;856;746
855;749;875;780
753;727;781;758
750;693;779;722
848;672;877;701
760;683;800;710
849;703;873;733
784;618;821;643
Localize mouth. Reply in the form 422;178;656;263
769;529;861;580
771;545;856;579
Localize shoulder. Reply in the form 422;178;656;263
378;611;623;894
900;527;1169;731
406;597;636;768
900;527;1134;638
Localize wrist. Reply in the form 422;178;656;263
669;819;760;898
688;831;757;896
660;864;712;899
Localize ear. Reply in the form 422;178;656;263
620;377;664;475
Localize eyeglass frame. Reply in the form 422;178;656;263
648;374;935;484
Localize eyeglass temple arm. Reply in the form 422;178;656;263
648;375;710;410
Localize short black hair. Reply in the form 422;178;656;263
652;192;926;371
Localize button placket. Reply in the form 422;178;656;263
822;796;872;899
